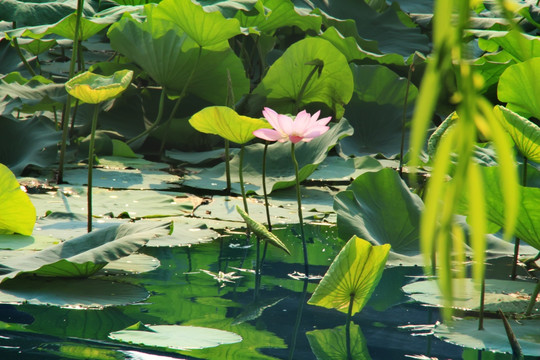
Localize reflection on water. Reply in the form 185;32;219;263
0;224;534;359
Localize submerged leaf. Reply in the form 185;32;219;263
307;323;371;360
308;236;390;315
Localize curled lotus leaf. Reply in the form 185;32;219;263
65;70;133;104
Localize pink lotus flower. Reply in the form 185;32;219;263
253;107;331;144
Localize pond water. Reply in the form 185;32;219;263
0;224;536;360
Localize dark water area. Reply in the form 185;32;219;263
0;224;536;360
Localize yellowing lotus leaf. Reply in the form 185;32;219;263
0;163;36;236
65;70;133;104
189;106;270;145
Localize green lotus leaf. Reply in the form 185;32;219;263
65;70;133;104
338;64;417;157
0;221;171;283
6;13;110;41
12;38;56;55
498;57;540;119
476;29;540;62
0;163;36;236
235;0;321;34
318;26;407;66
107;14;248;104
472;166;540;251
0;79;66;114
109;324;242;350
307;0;429;57
306;324;371;360
153;0;242;49
236;206;290;255
495;106;540;162
308;236;389;315
334;168;423;265
253;37;353;117
0;116;60;175
0;0;97;26
0;278;149;309
189;106;270;144
434;318;540;356
403;278;540;314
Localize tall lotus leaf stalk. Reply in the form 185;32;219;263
259;141;271;268
158;47;203;156
399;61;415;177
511;158;527;280
11;37;36;77
127;89;166;145
65;70;134;232
58;0;85;183
253;107;331;276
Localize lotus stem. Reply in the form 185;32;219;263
259;141;271;269
12;37;36;77
158;96;182;155
498;309;523;359
288;278;308;360
525;278;540;316
238;144;248;214
346;293;354;360
159;46;202;155
87;104;99;233
254;236;261;301
127;88;166;145
262;141;272;231
291;142;309;276
295;63;320;112
478;277;485;330
57;0;85;183
225;139;231;193
399;62;414;178
511;157;527;280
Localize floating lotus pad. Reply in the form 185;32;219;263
0;278;149;309
402;278;540;314
434;318;540;356
109;323;242;351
